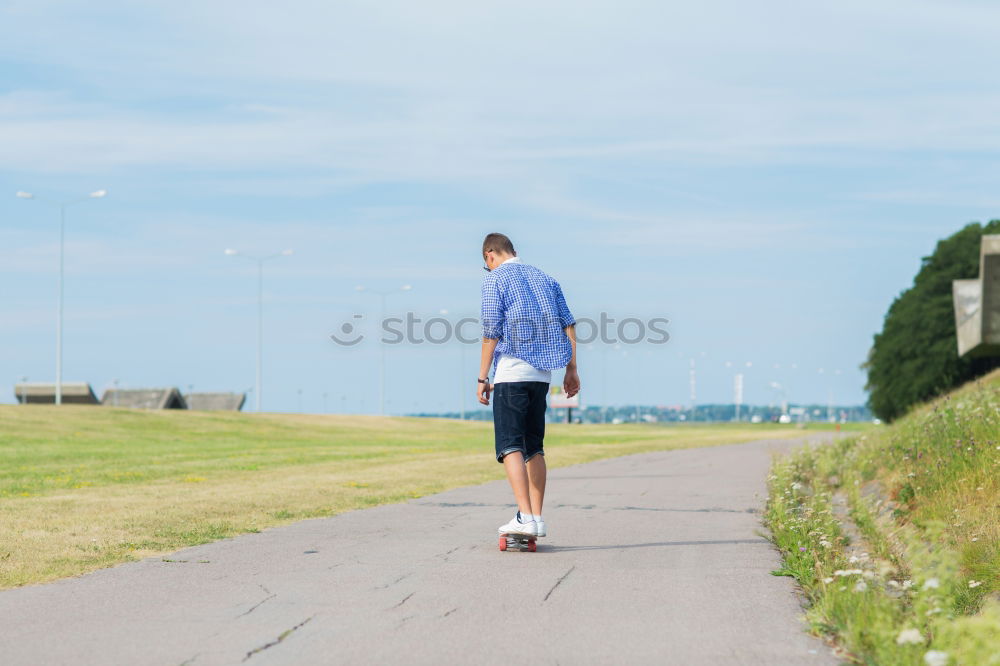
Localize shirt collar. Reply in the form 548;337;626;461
501;256;521;265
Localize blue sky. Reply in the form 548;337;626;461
3;1;1000;413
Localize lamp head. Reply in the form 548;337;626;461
281;249;294;256
224;248;239;256
16;191;34;199
89;190;107;198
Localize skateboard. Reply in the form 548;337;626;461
499;532;537;552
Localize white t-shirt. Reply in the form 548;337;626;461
493;354;552;384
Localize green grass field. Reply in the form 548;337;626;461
0;406;815;590
765;369;1000;665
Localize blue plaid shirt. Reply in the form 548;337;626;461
481;258;576;373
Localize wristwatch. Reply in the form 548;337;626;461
478;377;490;384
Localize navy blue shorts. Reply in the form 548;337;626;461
492;381;548;463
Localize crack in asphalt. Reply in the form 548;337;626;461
376;572;413;590
542;538;767;552
414;500;756;514
391;592;415;609
543;566;576;602
237;584;276;618
414;501;501;508
555;503;757;514
437;546;461;561
160;559;212;564
242;615;314;662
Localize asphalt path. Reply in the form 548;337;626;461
0;435;839;665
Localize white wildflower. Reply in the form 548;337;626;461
922;578;940;590
853;580;867;592
896;628;923;645
863;570;876;580
902;580;913;589
924;651;949;666
969;580;982;588
833;569;864;577
822;577;834;584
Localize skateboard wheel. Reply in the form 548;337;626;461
528;540;536;552
499;536;507;551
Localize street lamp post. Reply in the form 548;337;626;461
225;248;294;412
17;189;107;405
355;284;412;415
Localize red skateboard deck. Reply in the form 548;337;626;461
499;532;537;552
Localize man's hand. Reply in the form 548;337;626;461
477;379;492;405
563;367;580;398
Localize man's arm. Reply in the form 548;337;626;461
478;273;504;406
477;337;499;405
563;324;580;398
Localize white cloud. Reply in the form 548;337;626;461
2;0;1000;181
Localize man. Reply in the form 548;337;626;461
477;232;580;538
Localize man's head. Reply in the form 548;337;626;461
482;232;516;271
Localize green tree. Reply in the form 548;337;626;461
865;220;1000;421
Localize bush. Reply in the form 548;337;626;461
865;220;1000;422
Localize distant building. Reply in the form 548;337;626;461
101;388;187;409
13;382;99;405
183;392;246;411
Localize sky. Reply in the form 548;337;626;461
3;0;1000;414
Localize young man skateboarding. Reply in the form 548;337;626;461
476;232;580;539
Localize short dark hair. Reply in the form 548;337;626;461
483;232;515;256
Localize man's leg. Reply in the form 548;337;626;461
525;454;546;515
502;451;533;516
494;382;534;528
523;381;548;517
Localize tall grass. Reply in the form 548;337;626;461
765;369;1000;665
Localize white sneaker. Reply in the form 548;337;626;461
498;513;536;536
535;520;547;537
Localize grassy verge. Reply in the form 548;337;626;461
0;406;807;589
765;369;1000;665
